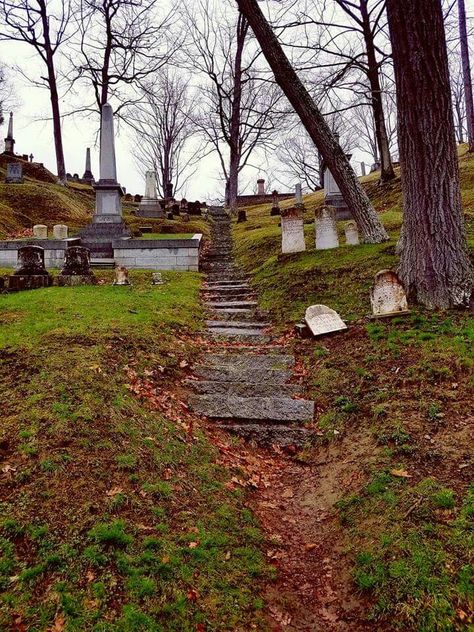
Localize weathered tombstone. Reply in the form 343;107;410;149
113;265;130;286
180;198;188;211
344;220;360;246
257;178;265;196
167;211;174;220
33;224;48;239
6;163;23;184
138;171;164;218
182;212;190;222
53;224;68;239
271;190;280;216
361;161;367;177
315;206;339;250
152;272;164;285
295;183;303;206
305;304;347;337
370;270;410;318
8;245;51;290
57;246;96;286
237;210;247;223
171;204;180;215
281;207;306;254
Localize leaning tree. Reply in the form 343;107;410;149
386;0;472;308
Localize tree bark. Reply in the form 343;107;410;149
359;0;395;182
235;0;388;243
386;0;472;308
458;0;474;152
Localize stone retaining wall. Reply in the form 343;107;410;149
112;235;202;271
0;239;81;268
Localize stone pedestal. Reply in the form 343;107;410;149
8;275;51;291
323;163;352;220
237;210;247;223
315;207;339;250
137;199;164;218
281;207;306;254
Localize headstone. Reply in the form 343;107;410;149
73;173;79;181
295;183;303;206
370;270;410;318
344;220;360;246
271;190;280;216
257;178;265;196
152;272;164;285
113;265;130;286
182;212;190;222
171;204;180;215
237;210;247;223
137;170;164;218
6;163;23;184
29;154;34;163
361;162;366;177
165;181;173;199
180;198;188;210
4;112;15;155
8;245;52;290
323;157;353;220
281;207;306;254
167;211;174;220
82;147;95;184
33;224;48;239
315;206;339;250
53;224;68;239
57;246;96;286
371;161;381;173
305;304;347;337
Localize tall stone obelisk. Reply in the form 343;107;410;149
79;104;130;257
82;147;95;184
4;112;15;155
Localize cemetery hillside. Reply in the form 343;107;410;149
1;0;474;630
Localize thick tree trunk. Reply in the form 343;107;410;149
386;0;472;309
359;0;395;182
458;0;474;152
235;0;388;243
228;13;248;214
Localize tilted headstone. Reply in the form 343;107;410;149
57;246;95;286
6;163;23;184
305;304;347;337
53;224;68;239
344;220;360;246
33;224;48;239
281;207;306;254
315;206;339;250
113;265;130;286
370;270;410;318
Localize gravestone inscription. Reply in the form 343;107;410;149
370;270;410;318
305;304;347;337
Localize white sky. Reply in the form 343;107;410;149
1;0;473;200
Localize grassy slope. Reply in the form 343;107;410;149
234;150;474;630
0;272;270;631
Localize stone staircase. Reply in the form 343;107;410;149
188;207;314;447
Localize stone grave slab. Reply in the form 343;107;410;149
305;304;347;337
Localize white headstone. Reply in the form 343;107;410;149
295;183;303;205
113;265;130;286
53;224;68;239
144;170;158;199
315;206;339;250
33;224;48;239
305;305;347;337
152;272;164;285
281;207;306;254
370;270;409;317
344;220;359;246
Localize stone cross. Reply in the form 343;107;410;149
344;220;360;246
281;207;306;254
29;154;34;163
4;112;15;155
370;270;410;318
6;163;23;184
305;304;347;337
33;224;48;239
295;183;303;206
315;206;339;250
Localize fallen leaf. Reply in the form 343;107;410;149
161;555;171;564
282;488;295;499
1;464;16;474
86;570;95;582
187;588;198;602
390;469;412;478
50;613;66;631
305;543;318;551
188;541;199;549
179;360;189;368
106;487;124;497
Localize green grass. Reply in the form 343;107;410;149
0;272;271;630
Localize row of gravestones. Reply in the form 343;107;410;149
281;206;357;255
32;224;69;240
300;270;410;338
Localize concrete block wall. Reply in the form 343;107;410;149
112;235;202;271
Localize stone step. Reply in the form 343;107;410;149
218;424;315;448
206;320;270;329
208;309;262;322
204;294;257;303
186;380;300;397
203;284;250;291
194;365;293;384
205;353;294;369
90;258;115;268
205;279;249;286
189;394;314;422
207;327;267;338
206;300;258;309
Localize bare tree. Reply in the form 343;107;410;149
70;0;176;116
183;0;285;212
234;0;388;243
0;0;71;182
457;0;474;151
386;0;472;308
127;73;202;198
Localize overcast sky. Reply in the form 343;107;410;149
1;0;473;201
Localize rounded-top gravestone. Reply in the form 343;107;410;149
33;224;48;239
344;220;360;246
61;246;93;276
14;245;48;276
315;206;339;250
53;224;68;240
370;270;410;318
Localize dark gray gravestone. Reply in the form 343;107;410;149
8;245;51;290
57;246;95;286
6;163;23;184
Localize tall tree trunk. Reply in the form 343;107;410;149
458;0;474;152
235;0;388;243
359;0;395;182
228;13;248;214
386;0;472;308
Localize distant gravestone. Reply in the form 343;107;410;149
271;190;280;216
57;246;95;286
315;206;339;250
33;224;48;239
281;207;306;254
6;163;23;184
237;210;247;223
305;305;347;337
295;183;303;206
53;224;68;239
370;270;410;318
152;272;164;285
182;212;190;222
344;220;360;246
113;265;130;286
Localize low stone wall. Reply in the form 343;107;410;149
0;238;81;268
112;234;202;271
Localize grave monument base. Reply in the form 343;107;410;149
8;275;52;291
56;275;97;287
